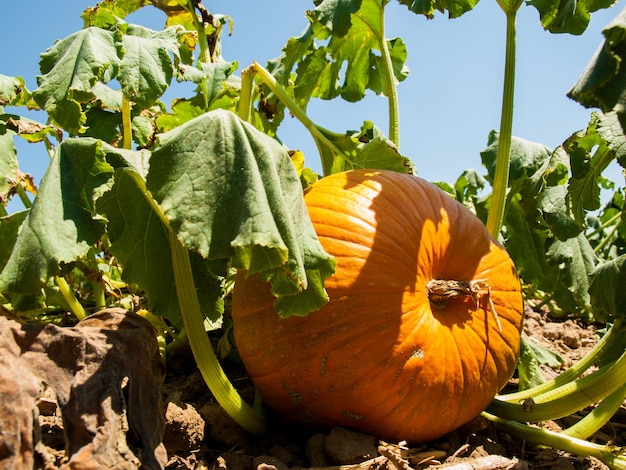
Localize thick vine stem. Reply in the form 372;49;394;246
486;0;523;238
497;320;624;403
564;383;626;440
376;2;399;147
482;412;626;469
55;275;87;321
125;169;267;434
169;230;267;435
488;345;626;423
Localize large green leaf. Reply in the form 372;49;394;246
147;109;335;317
527;0;616;34
568;7;626;128
118;24;182;108
33;28;122;134
269;0;409;111
0;139;116;293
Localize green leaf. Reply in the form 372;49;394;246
156;99;205;132
177;60;240;110
546;232;597;312
568;7;626;129
147;109;335;317
517;336;566;390
82;0;147;28
527;0;616;34
0;127;18;198
396;0;479;19
0;75;29;108
97;168;223;327
589;255;626;322
270;0;410;112
0;138;116;293
0;210;29;271
315;120;413;174
118;24;181;108
563;112;625;226
33;28;122;133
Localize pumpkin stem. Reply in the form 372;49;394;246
426;279;502;331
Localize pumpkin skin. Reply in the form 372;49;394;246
231;169;523;443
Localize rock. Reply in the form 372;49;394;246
0;309;167;469
253;455;290;470
305;433;329;467
324;427;378;464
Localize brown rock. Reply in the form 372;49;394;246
324;427;378;465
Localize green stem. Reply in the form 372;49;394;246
251;61;350;176
55;275;87;321
564;382;626;440
488;345;626;422
15;183;32;209
376;2;399;147
238;65;256;123
183;0;212;64
594;219;620;255
122;168;267;433
486;0;522;238
498;320;624;402
482;412;626;469
87;249;106;310
122;94;133;150
169;231;267;435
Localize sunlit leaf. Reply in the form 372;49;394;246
0;75;29;108
82;0;148;28
118;24;182;107
33;28;122;133
527;0;617;35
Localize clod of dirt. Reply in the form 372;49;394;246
199;402;249;450
0;308;166;469
164;400;205;454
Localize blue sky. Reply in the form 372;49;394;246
2;0;625;188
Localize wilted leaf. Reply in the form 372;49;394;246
33;28;122;134
147;109;336;317
0;75;28;108
82;0;148;28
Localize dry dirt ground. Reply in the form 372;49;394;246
27;307;626;469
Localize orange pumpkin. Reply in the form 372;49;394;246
231;169;523;443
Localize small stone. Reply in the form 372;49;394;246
306;433;329;467
253;455;290;470
324;427;378;464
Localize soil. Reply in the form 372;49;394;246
30;307;626;469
